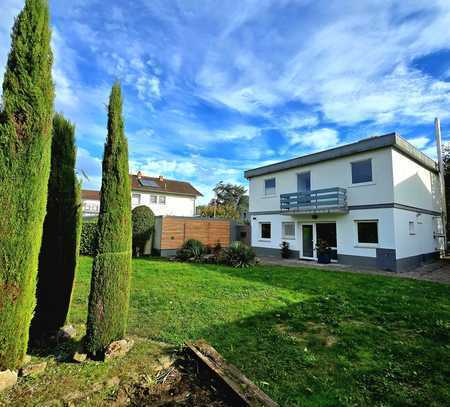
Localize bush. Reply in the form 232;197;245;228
219;241;256;268
80;221;98;256
177;239;205;262
132;205;155;256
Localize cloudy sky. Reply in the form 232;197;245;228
1;0;450;203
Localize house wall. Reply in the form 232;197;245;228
82;199;100;217
250;208;395;260
131;191;196;217
391;149;442;212
249;148;394;213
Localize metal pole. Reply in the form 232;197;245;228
435;118;447;254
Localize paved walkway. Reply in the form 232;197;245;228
259;256;450;284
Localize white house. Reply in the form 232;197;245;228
82;172;203;218
244;132;445;272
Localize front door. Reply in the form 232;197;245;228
301;224;315;259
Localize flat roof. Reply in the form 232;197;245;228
244;132;438;178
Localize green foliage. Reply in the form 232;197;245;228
196;203;240;220
85;83;132;357
0;0;54;370
209;181;249;221
176;239;205;261
131;205;155;256
219;241;256;268
80;221;98;256
31;114;81;340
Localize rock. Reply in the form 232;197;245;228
104;376;120;388
72;352;87;363
104;338;134;360
57;325;77;342
20;361;47;377
0;369;17;392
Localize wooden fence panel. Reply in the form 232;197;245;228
160;217;230;250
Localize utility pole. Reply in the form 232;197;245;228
435;117;447;254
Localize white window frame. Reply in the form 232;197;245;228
282;222;296;240
409;221;416;235
150;195;157;204
132;193;141;206
350;158;373;186
259;222;272;240
264;177;276;196
159;195;166;205
354;220;379;247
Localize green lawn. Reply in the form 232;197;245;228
71;257;450;407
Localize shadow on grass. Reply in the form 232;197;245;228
192;295;450;407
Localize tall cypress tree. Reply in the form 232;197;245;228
85;83;132;357
0;0;54;370
30;113;82;340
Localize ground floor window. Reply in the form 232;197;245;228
260;222;271;239
356;220;378;244
282;222;295;239
316;223;337;247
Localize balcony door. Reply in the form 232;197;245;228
297;172;311;193
299;222;337;260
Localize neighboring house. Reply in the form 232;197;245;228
244;132;445;272
81;190;101;219
130;172;202;216
82;173;203;218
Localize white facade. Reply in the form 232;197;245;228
246;136;444;271
131;190;196;217
82;199;100;218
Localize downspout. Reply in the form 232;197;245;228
435;118;447;254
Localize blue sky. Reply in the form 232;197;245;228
1;0;450;203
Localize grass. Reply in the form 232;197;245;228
69;257;450;407
1;257;449;406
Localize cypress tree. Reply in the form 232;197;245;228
30;113;82;340
85;83;132;357
0;0;54;370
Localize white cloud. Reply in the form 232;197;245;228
408;136;430;149
288;128;340;151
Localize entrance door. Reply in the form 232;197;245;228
301;224;315;259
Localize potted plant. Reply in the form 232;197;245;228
280;241;290;259
316;239;332;264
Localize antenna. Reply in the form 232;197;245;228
435;118;447;253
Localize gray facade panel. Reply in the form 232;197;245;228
396;251;440;273
376;248;397;272
253;246;300;259
338;254;378;269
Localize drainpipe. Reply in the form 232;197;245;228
435;117;447;254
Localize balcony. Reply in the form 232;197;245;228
280;187;348;214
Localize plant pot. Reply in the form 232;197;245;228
317;253;331;264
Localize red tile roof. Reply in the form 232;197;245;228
81;190;100;200
130;174;203;196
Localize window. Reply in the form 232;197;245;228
264;178;276;195
260;222;271;239
282;222;295;239
356;221;378;244
409;221;415;235
150;195;157;204
132;193;141;206
351;159;372;184
159;195;166;204
316;223;337;247
297;172;311;192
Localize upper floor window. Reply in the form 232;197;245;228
132;193;141;206
351;159;372;184
264;178;276;195
159;196;166;204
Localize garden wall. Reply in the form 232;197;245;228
154;216;232;256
